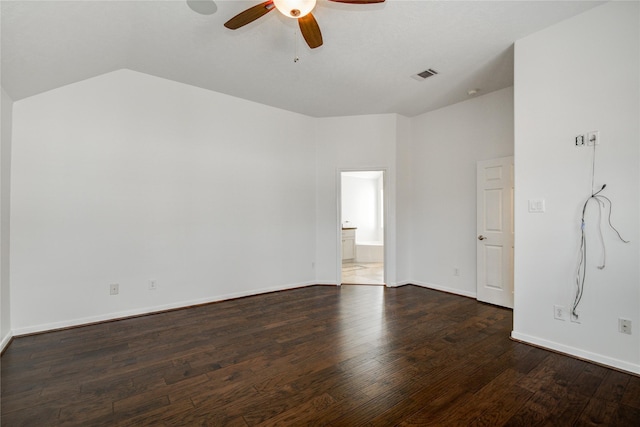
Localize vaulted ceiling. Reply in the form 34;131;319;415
1;0;603;117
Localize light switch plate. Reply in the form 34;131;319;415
528;199;545;213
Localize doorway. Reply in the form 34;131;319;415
340;170;385;285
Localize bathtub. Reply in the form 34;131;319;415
355;241;384;262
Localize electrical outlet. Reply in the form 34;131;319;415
554;305;568;321
619;318;632;335
575;135;585;146
109;283;119;295
148;280;157;291
587;131;600;146
570;310;581;323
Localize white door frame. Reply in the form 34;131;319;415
336;167;388;286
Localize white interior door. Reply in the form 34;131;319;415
476;156;514;308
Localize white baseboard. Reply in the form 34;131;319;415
411;280;477;299
387;280;410;287
316;280;339;286
11;281;317;337
511;331;640;376
1;330;13;352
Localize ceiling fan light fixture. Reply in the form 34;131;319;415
273;0;317;18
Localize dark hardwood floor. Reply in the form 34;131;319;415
2;285;639;426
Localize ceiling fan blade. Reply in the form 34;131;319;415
298;13;323;49
328;0;385;4
224;1;275;30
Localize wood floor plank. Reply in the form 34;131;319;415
539;390;591;427
399;368;529;426
622;375;640;410
611;404;640;426
2;285;640;426
593;369;631;403
577;397;619;426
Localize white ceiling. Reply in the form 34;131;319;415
1;0;603;117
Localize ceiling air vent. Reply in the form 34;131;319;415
411;68;439;81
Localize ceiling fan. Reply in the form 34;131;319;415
224;0;385;49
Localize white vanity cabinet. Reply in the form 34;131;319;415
341;228;356;261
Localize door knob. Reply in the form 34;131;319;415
478;235;487;241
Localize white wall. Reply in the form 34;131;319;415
10;69;317;334
513;1;639;374
315;114;401;285
1;87;13;349
409;87;514;296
